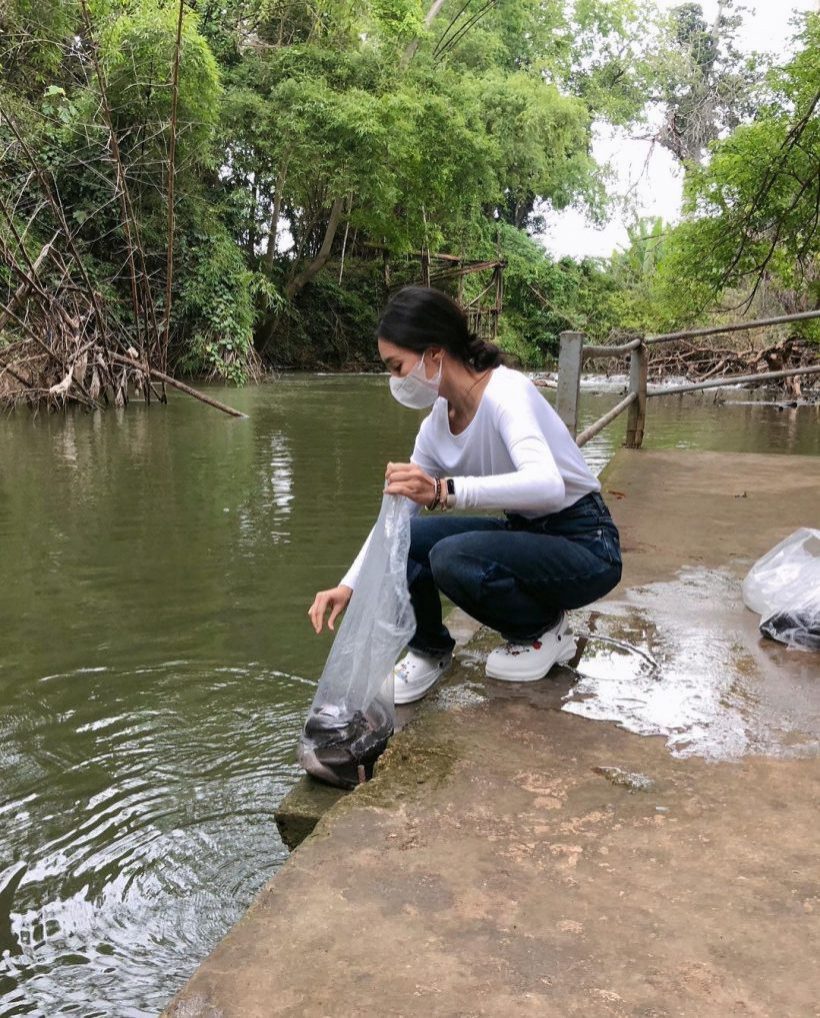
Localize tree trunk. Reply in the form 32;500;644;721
264;162;289;270
162;0;185;376
285;197;344;298
248;178;258;257
338;197;352;284
402;0;448;65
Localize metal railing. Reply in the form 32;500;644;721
555;310;820;449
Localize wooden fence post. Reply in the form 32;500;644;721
556;331;584;438
624;341;647;448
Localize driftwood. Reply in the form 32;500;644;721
0;199;245;416
109;354;247;418
0;7;245;420
584;335;818;399
647;337;816;398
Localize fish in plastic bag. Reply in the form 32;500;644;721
298;494;416;788
759;609;820;650
742;528;820;651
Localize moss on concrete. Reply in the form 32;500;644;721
274;777;348;851
275;690;467;850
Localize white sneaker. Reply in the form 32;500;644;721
393;650;452;704
485;615;576;682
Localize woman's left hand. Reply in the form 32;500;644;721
384;462;436;507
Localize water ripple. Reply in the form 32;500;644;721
0;659;306;1017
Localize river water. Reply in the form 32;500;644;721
0;375;817;1016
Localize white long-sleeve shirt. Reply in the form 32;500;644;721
340;365;599;589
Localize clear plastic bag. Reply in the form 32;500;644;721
742;528;820;650
297;494;416;788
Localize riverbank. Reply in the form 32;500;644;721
163;448;820;1017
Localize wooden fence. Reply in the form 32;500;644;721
555;310;820;450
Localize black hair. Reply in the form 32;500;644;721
376;286;503;372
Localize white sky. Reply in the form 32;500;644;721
542;0;818;260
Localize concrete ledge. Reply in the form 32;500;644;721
274;778;347;851
164;450;820;1018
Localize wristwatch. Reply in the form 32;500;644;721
444;477;457;510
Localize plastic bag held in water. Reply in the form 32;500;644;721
298;494;416;788
742;528;820;650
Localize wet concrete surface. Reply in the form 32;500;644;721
563;573;820;759
589;449;820;758
164;451;820;1017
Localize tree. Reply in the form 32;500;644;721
607;217;674;333
219;0;613;313
651;0;762;164
9;0;785;384
655;13;820;321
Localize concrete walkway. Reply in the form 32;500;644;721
164;451;820;1018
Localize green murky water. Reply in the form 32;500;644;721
0;375;817;1015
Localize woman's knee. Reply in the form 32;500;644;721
428;535;487;602
411;515;506;560
409;518;469;586
427;536;462;589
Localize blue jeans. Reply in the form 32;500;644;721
407;492;622;655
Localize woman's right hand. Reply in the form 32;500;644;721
308;585;352;634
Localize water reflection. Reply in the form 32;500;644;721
236;429;294;548
0;662;307;1018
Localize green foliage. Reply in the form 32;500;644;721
463;70;599;228
221;36;595;264
99;2;221;170
565;0;658;128
175;230;263;383
0;0;80;91
650;0;764;164
5;0;809;379
606;218;677;333
454;223;622;366
653;13;820;324
265;260;391;369
370;0;424;42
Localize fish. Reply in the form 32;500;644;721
298;700;393;790
760;609;820;650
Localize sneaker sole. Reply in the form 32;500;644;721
485;638;576;683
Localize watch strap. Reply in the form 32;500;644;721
445;477;457;509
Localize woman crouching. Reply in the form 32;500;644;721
309;286;622;703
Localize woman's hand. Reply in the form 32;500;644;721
308;585;352;634
384;462;436;507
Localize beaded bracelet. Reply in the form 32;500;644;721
426;477;442;511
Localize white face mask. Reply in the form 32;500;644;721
389;353;442;409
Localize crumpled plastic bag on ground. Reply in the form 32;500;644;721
297;494;415;788
742;528;820;650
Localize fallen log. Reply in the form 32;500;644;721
109;353;247;418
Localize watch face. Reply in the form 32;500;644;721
447;478;455;496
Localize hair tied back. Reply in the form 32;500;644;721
467;331;503;371
377;286;504;372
